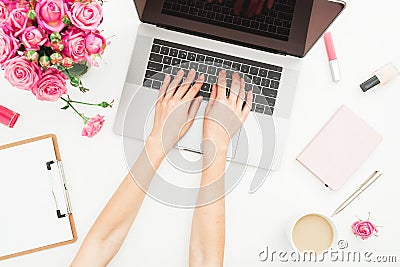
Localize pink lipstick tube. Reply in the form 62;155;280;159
0;105;20;128
324;32;341;82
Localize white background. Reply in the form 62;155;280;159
1;0;400;266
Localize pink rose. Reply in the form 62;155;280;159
35;0;66;33
32;68;67;101
0;1;9;26
82;114;105;137
62;27;87;62
4;56;40;90
0;27;18;68
69;1;102;31
6;8;28;36
85;31;106;55
351;220;378;240
21;26;47;50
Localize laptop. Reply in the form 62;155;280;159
114;0;345;173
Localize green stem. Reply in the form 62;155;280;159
68;100;102;107
61;97;88;123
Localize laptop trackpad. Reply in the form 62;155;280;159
177;101;240;159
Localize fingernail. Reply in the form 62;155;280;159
199;74;205;80
178;69;184;75
189;68;195;75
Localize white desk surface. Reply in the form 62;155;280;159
1;0;399;266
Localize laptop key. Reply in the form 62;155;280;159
277;27;290;36
201;83;211;92
196;54;205;62
160;46;169;55
169;48;178;57
147;61;163;71
253;76;261;85
163;56;172;65
153;72;165;81
264;107;273;115
261;78;270;87
250;67;259;75
207;66;216;75
172;67;179;75
190;62;199;70
270;80;280;89
188;52;196;61
241;64;250;73
255;104;265;113
153;80;162;90
172;58;181;66
198;64;207;73
262;87;277;98
268;71;281;80
178;50;187;59
208;75;217;84
151;45;161;53
145;70;157;79
143;79;152;88
150;53;162;63
252;84;261;94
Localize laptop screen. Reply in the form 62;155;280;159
135;0;345;57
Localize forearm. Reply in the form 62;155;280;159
71;139;165;267
190;147;227;267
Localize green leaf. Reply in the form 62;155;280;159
68;63;89;77
61;105;70;110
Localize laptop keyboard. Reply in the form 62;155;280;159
143;39;283;115
161;0;295;42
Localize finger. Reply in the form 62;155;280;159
229;72;241;102
234;0;245;15
216;69;227;99
241;90;253;120
175;69;196;99
158;74;171;102
184;73;204;100
236;77;245;109
246;0;259;17
256;0;266;15
205;83;217;113
188;96;203;121
266;0;274;9
165;69;184;100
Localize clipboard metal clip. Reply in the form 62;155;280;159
46;160;72;219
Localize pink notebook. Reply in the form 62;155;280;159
297;105;382;190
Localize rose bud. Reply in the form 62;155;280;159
70;76;81;87
61;57;73;68
39;55;50;68
62;15;71;25
50;53;62;65
50;32;62;43
27;9;36;20
26;50;39;62
50;41;64;52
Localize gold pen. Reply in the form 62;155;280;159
331;171;382;217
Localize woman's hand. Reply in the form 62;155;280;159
148;69;204;153
203;70;253;154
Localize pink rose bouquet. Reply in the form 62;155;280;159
0;0;111;137
351;214;379;240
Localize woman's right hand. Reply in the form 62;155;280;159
202;70;253;155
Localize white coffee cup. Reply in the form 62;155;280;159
289;212;337;255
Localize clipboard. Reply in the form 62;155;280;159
0;134;77;261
